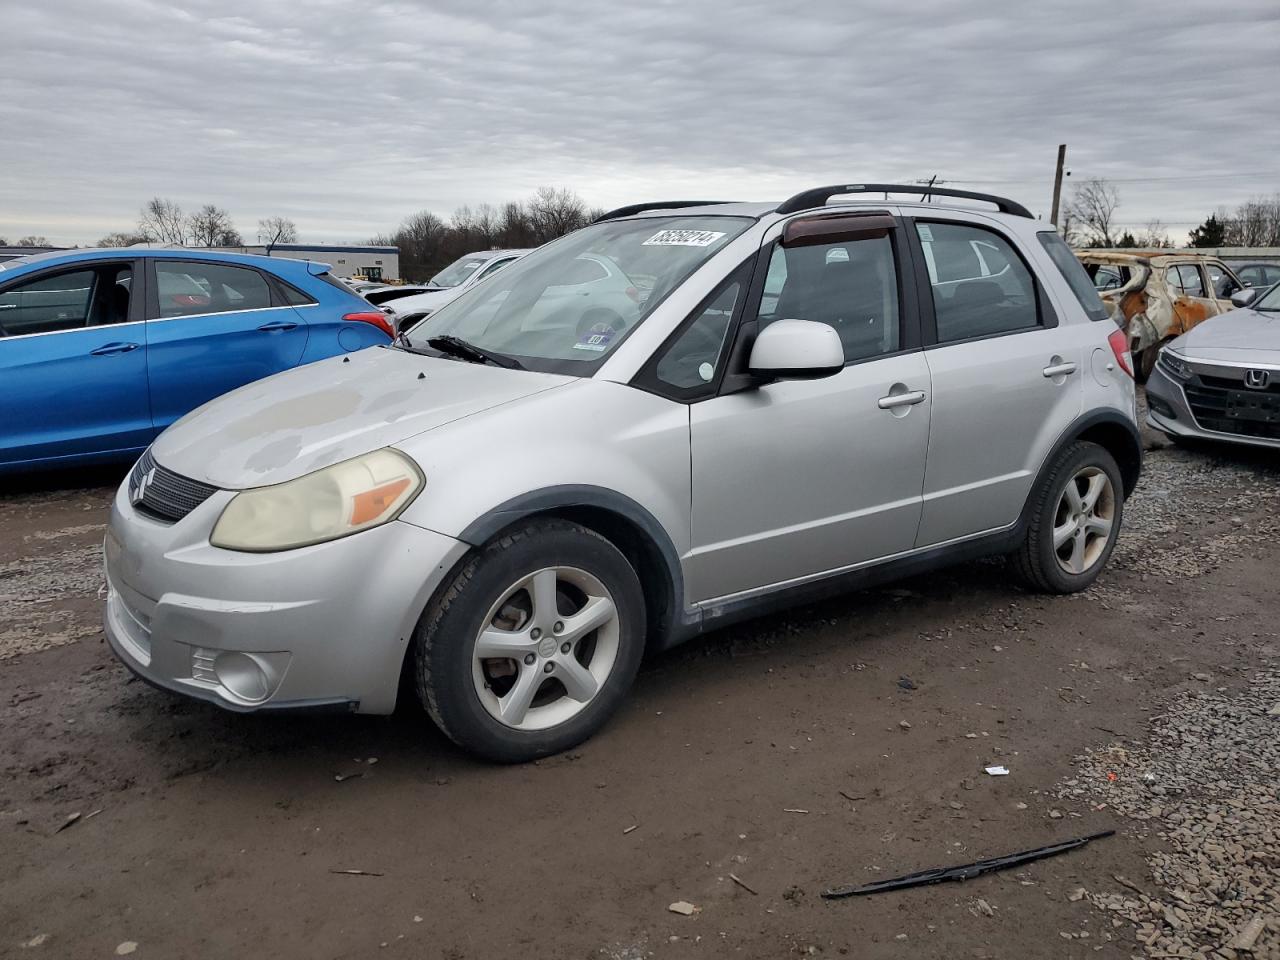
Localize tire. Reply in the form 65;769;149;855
1010;441;1124;594
414;518;645;763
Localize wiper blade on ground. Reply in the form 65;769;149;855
425;336;524;370
821;829;1115;899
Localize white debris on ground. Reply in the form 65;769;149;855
1060;670;1280;960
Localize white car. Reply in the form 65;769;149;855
388;249;530;330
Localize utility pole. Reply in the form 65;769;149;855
1049;144;1067;227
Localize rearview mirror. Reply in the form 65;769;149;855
1231;288;1259;308
748;319;844;380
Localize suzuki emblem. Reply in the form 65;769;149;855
132;467;156;505
1244;369;1270;390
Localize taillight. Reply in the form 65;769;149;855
1107;328;1134;378
343;311;395;339
624;285;640;304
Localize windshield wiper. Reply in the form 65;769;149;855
425;335;524;370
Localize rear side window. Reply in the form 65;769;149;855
155;261;272;319
918;222;1039;341
1038;233;1110;322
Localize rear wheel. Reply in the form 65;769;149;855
1011;441;1123;594
414;519;645;763
1135;344;1159;383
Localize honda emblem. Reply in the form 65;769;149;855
1244;369;1270;390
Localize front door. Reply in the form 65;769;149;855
145;258;308;430
0;260;151;469
685;225;931;603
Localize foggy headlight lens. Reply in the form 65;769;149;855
211;449;423;552
1158;349;1193;381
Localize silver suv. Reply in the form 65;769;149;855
104;184;1141;762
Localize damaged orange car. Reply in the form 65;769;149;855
1076;251;1244;381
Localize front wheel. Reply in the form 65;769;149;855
1011;441;1124;594
414;519;645;763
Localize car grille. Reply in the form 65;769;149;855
1184;374;1280;441
128;449;219;522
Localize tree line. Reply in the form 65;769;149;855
1064;178;1280;250
92;198;299;249
370;186;602;282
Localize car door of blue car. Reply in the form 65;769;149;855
145;258;309;431
0;259;152;470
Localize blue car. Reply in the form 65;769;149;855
0;248;393;473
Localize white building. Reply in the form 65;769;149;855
221;243;400;281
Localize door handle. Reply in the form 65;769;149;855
1042;361;1077;378
877;390;926;410
258;321;299;332
90;341;141;356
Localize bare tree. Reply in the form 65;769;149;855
97;231;148;247
257;215;298;249
16;235;51;246
1066;179;1121;247
187;204;241;247
1134;220;1173;249
528;186;591;244
138;197;187;245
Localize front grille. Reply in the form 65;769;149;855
128;449;219;522
1184;377;1280;441
1198;372;1280;395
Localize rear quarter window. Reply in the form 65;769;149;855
1037;233;1111;322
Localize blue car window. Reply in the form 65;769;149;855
156;262;272;319
0;265;134;336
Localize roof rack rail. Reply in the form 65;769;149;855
593;200;733;223
775;184;1033;219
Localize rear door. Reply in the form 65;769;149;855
0;260;151;468
910;217;1085;547
1166;263;1224;335
145;258;309;429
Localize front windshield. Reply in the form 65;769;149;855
1254;283;1280;311
429;256;489;288
406;215;752;373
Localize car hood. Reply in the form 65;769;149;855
1173;308;1280;360
385;287;460;315
150;347;572;489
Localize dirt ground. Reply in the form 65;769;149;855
2;403;1277;960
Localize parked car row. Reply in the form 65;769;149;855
102;185;1145;762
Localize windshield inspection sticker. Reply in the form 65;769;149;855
642;229;727;247
572;323;616;352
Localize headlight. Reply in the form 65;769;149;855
1158;349;1193;381
211;449;423;552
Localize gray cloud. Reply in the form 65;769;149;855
2;0;1278;245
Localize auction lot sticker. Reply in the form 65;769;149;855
642;229;726;247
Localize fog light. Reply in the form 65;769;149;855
1148;394;1177;420
214;652;272;703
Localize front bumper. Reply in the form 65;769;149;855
104;478;469;714
1146;361;1280;451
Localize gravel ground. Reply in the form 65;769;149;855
1061;671;1280;960
1;403;1277;959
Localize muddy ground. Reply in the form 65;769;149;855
2;407;1277;960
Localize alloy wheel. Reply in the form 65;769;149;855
1052;466;1116;575
471;566;620;731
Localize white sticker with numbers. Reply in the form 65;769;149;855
642;229;726;247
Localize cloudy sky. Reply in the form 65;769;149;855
3;0;1278;246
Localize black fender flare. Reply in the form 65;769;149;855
457;485;694;649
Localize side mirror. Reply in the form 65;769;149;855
748;319;844;380
1230;288;1258;308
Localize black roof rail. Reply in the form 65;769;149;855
775;184;1033;219
593;200;734;223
